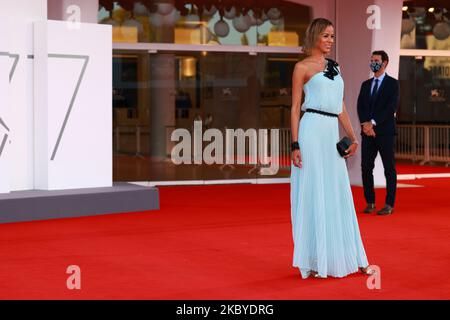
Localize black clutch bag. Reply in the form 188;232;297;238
336;136;352;157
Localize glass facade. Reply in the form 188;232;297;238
112;50;301;181
401;2;450;50
399;55;450;124
400;1;450;124
101;0;313;182
100;1;312;182
106;0;450;182
99;0;310;47
398;2;450;165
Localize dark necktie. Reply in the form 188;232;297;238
369;78;379;117
372;78;379;96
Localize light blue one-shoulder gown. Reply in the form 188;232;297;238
290;62;369;279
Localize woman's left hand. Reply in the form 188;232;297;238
344;143;358;158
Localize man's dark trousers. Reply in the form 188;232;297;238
361;134;397;207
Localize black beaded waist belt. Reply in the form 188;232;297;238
305;108;338;118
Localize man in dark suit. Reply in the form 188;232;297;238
357;50;400;215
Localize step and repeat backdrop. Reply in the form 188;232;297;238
0;0;112;193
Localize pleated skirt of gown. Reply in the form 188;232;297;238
290;112;369;279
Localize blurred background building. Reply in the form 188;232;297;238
47;0;450;183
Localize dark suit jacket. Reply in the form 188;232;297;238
357;74;400;136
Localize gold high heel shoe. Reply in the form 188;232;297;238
309;270;326;278
359;266;376;275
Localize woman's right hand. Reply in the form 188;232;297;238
292;149;302;168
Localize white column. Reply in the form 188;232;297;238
149;0;176;160
48;0;99;23
370;0;403;186
336;0;402;186
150;53;176;160
371;0;403;80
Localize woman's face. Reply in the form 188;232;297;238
316;25;334;54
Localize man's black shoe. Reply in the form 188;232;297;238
363;203;376;214
377;205;394;215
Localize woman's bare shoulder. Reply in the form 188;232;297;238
296;58;320;71
293;60;309;75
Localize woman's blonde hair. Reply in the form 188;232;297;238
303;18;334;55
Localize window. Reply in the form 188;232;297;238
99;0;310;47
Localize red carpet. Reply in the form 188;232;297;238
0;178;449;300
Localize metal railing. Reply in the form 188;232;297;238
395;125;425;161
279;128;292;169
396;125;450;165
279;125;450;167
114;125;149;156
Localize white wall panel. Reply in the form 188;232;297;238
0;18;10;193
34;20;112;190
3;0;47;191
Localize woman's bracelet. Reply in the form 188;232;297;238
291;141;300;151
351;140;359;145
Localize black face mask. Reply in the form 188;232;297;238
370;61;383;73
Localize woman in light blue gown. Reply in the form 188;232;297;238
290;18;374;279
